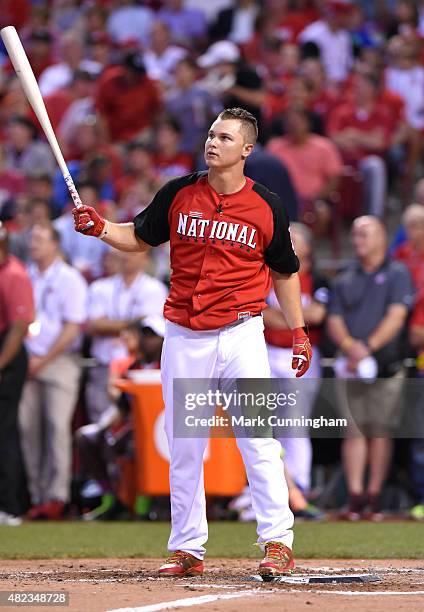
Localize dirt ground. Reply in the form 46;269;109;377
1;558;424;612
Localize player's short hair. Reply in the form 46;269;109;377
217;108;258;144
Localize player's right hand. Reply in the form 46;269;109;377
73;205;105;237
292;327;312;378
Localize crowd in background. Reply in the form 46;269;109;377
1;0;424;525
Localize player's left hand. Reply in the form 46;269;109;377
292;327;312;378
72;205;104;236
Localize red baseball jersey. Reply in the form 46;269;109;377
0;255;34;335
133;171;299;330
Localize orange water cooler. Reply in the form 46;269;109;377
118;372;246;496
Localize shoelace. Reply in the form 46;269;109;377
165;550;188;564
264;542;290;562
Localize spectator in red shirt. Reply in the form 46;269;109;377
394;204;424;313
95;50;162;144
153;116;194;180
0;222;34;525
344;61;412;197
327;71;392;217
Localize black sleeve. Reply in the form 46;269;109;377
253;183;300;274
133;173;201;246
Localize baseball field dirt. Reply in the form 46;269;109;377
1;558;424;611
1;522;423;611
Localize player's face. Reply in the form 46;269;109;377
204;119;253;170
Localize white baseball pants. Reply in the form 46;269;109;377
161;317;294;560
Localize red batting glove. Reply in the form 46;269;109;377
72;205;105;237
292;327;312;378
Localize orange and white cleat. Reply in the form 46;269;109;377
258;542;295;578
158;551;204;577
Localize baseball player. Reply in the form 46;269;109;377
73;107;312;578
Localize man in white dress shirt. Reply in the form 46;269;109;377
298;1;353;84
19;224;88;520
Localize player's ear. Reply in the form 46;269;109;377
241;143;254;160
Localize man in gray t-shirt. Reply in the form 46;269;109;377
327;215;414;521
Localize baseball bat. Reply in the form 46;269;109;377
0;25;89;217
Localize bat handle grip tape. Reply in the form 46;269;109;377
64;173;82;207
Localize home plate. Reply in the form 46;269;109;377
248;573;381;584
